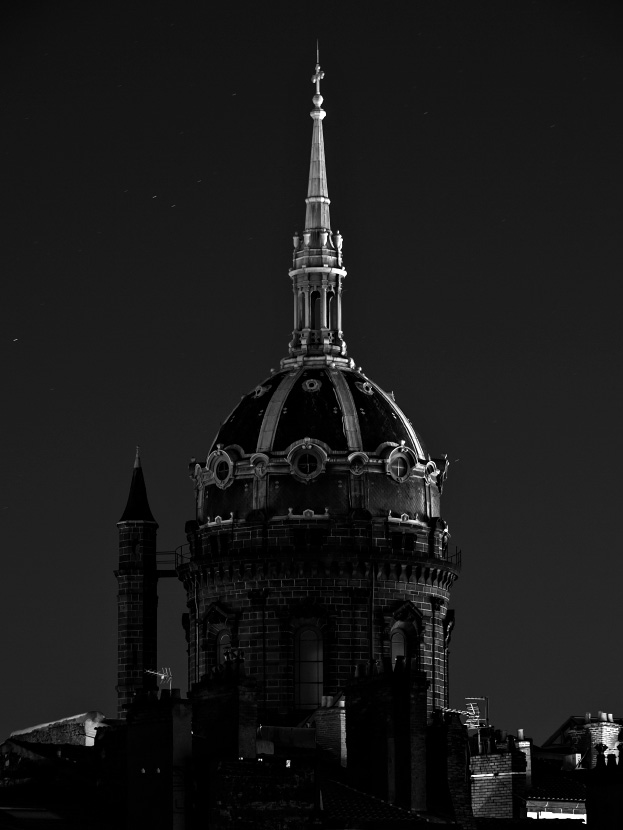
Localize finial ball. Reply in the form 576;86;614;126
313;94;324;108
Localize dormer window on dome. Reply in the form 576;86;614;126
207;448;234;489
287;440;327;482
348;451;368;475
386;446;417;483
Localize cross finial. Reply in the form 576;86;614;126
312;61;324;96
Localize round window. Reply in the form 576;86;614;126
390;455;409;479
297;453;318;476
302;378;322;393
215;460;230;481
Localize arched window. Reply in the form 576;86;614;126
216;629;231;665
310;291;321;329
294;626;323;709
390;628;407;666
328;291;337;329
298;291;305;329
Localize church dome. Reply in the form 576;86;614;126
190;59;448;526
212;366;426;459
197;360;444;525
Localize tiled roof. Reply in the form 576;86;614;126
528;761;587;802
320;779;426;827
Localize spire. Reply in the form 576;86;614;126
119;446;157;523
305;57;330;231
285;55;350;367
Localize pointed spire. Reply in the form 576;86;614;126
119;447;156;523
305;56;330;231
284;55;350;368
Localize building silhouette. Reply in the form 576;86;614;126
111;58;472;828
4;56;620;830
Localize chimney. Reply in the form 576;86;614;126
516;729;532;786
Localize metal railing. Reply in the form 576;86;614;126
155;544;191;573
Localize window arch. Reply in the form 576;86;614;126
216;629;231;665
328;290;338;329
298;291;305;330
294;626;323;709
390;628;407;666
310;290;321;329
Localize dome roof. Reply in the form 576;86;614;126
212;366;426;459
190;61;448;527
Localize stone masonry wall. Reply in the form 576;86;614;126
180;518;457;717
9;712;105;746
585;722;622;767
312;705;345;764
116;520;158;718
470;751;526;819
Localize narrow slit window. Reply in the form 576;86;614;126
216;629;231;665
310;291;321;329
294;627;323;709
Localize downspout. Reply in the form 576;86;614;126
262;592;267;713
430;595;436;711
369;559;376;667
193;573;199;684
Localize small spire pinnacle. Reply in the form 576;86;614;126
119;448;156;523
306;56;329;232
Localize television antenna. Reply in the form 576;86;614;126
146;667;173;690
465;696;489;729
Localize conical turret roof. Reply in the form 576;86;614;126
119;447;156;523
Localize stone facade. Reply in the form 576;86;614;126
179;515;457;717
116;518;159;717
470;749;527;819
345;662;428;810
8;711;105;746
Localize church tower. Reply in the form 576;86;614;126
115;448;159;718
180;60;461;719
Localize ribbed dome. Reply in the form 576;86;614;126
212;366;426;459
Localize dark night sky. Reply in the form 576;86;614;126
2;0;622;744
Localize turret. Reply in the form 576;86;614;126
115;447;159;718
182;58;459;724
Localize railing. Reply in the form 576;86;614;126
155;544;191;574
175;543;191;567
